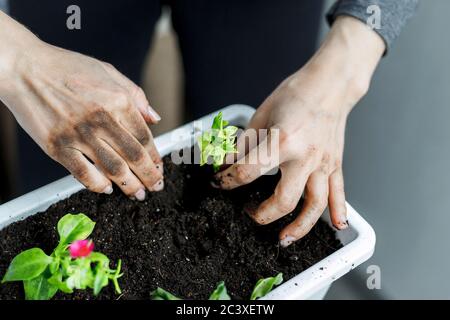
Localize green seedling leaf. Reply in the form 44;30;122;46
24;274;58;300
93;270;109;296
209;281;231;300
110;259;123;294
151;287;181;300
47;272;73;294
56;213;95;251
212;112;224;130
90;252;110;267
250;273;283;300
197;112;238;172
2;248;53;282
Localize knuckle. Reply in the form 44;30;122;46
103;62;115;70
277;193;298;213
90;103;108;115
106;89;130;109
46;133;75;157
99;155;127;177
74;122;95;139
71;165;91;183
136;129;151;146
126;146;147;164
114;91;130;108
134;86;148;103
306;144;318;158
311;197;327;212
234;166;252;183
144;168;163;186
279;200;297;214
86;106;111;125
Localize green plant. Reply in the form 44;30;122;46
198;112;238;172
151;273;282;300
1;213;122;300
249;273;283;300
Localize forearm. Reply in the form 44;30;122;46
0;11;40;94
300;16;385;112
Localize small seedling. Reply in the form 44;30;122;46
151;273;282;300
1;213;122;300
197;112;238;172
249;273;283;300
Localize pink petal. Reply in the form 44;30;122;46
69;239;94;258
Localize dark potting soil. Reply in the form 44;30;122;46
0;154;342;300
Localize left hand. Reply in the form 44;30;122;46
214;16;385;247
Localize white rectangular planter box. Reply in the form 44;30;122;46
0;105;375;300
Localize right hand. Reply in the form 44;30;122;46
0;37;163;200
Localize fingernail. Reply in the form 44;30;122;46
210;176;221;188
336;219;349;230
152;179;164;192
155;163;164;174
147;106;161;122
102;186;113;194
135;189;146;201
280;236;296;248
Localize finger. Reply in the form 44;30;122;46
86;139;148;200
102;62;160;124
215;132;281;190
222;101;271;167
223;127;260;167
57;148;112;194
100;123;163;192
119;106;163;173
279;170;329;247
249;161;308;225
328;168;348;230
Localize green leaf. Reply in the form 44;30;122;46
49;258;60;275
250;273;283;300
2;248;53;282
150;287;181;300
93;270;108;296
56;213;95;248
197;112;238;170
47;272;73;294
90;252;110;267
24;274;58;300
110;259;123;294
212;112;223;130
209;281;231;300
65;258;94;290
224;126;238;136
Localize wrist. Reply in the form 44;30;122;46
303;16;385;108
0;11;42;95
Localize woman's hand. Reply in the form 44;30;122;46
215;16;385;246
0;12;163;200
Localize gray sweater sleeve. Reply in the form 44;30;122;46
327;0;418;53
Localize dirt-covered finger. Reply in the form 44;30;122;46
57;148;112;194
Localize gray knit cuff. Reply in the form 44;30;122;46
327;0;418;54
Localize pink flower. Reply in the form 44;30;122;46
69;239;94;258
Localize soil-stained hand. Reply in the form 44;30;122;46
0;40;163;200
214;17;385;246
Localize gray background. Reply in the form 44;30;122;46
325;0;450;299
